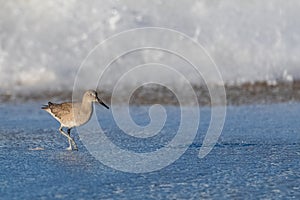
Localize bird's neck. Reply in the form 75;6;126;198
80;96;93;115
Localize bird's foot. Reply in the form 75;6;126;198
66;145;78;151
72;142;78;151
73;146;78;151
66;146;73;151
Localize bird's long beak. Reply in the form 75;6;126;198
97;97;109;109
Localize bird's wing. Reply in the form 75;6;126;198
48;102;73;119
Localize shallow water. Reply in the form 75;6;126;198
0;103;300;199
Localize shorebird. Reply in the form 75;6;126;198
42;90;109;150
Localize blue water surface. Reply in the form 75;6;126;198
0;102;300;199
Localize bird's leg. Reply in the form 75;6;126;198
66;128;72;151
67;128;78;151
59;126;78;151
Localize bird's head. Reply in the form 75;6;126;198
85;90;109;109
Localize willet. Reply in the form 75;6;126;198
42;90;109;150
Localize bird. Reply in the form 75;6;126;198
41;90;109;150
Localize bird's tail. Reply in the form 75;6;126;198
41;105;49;109
41;102;52;109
